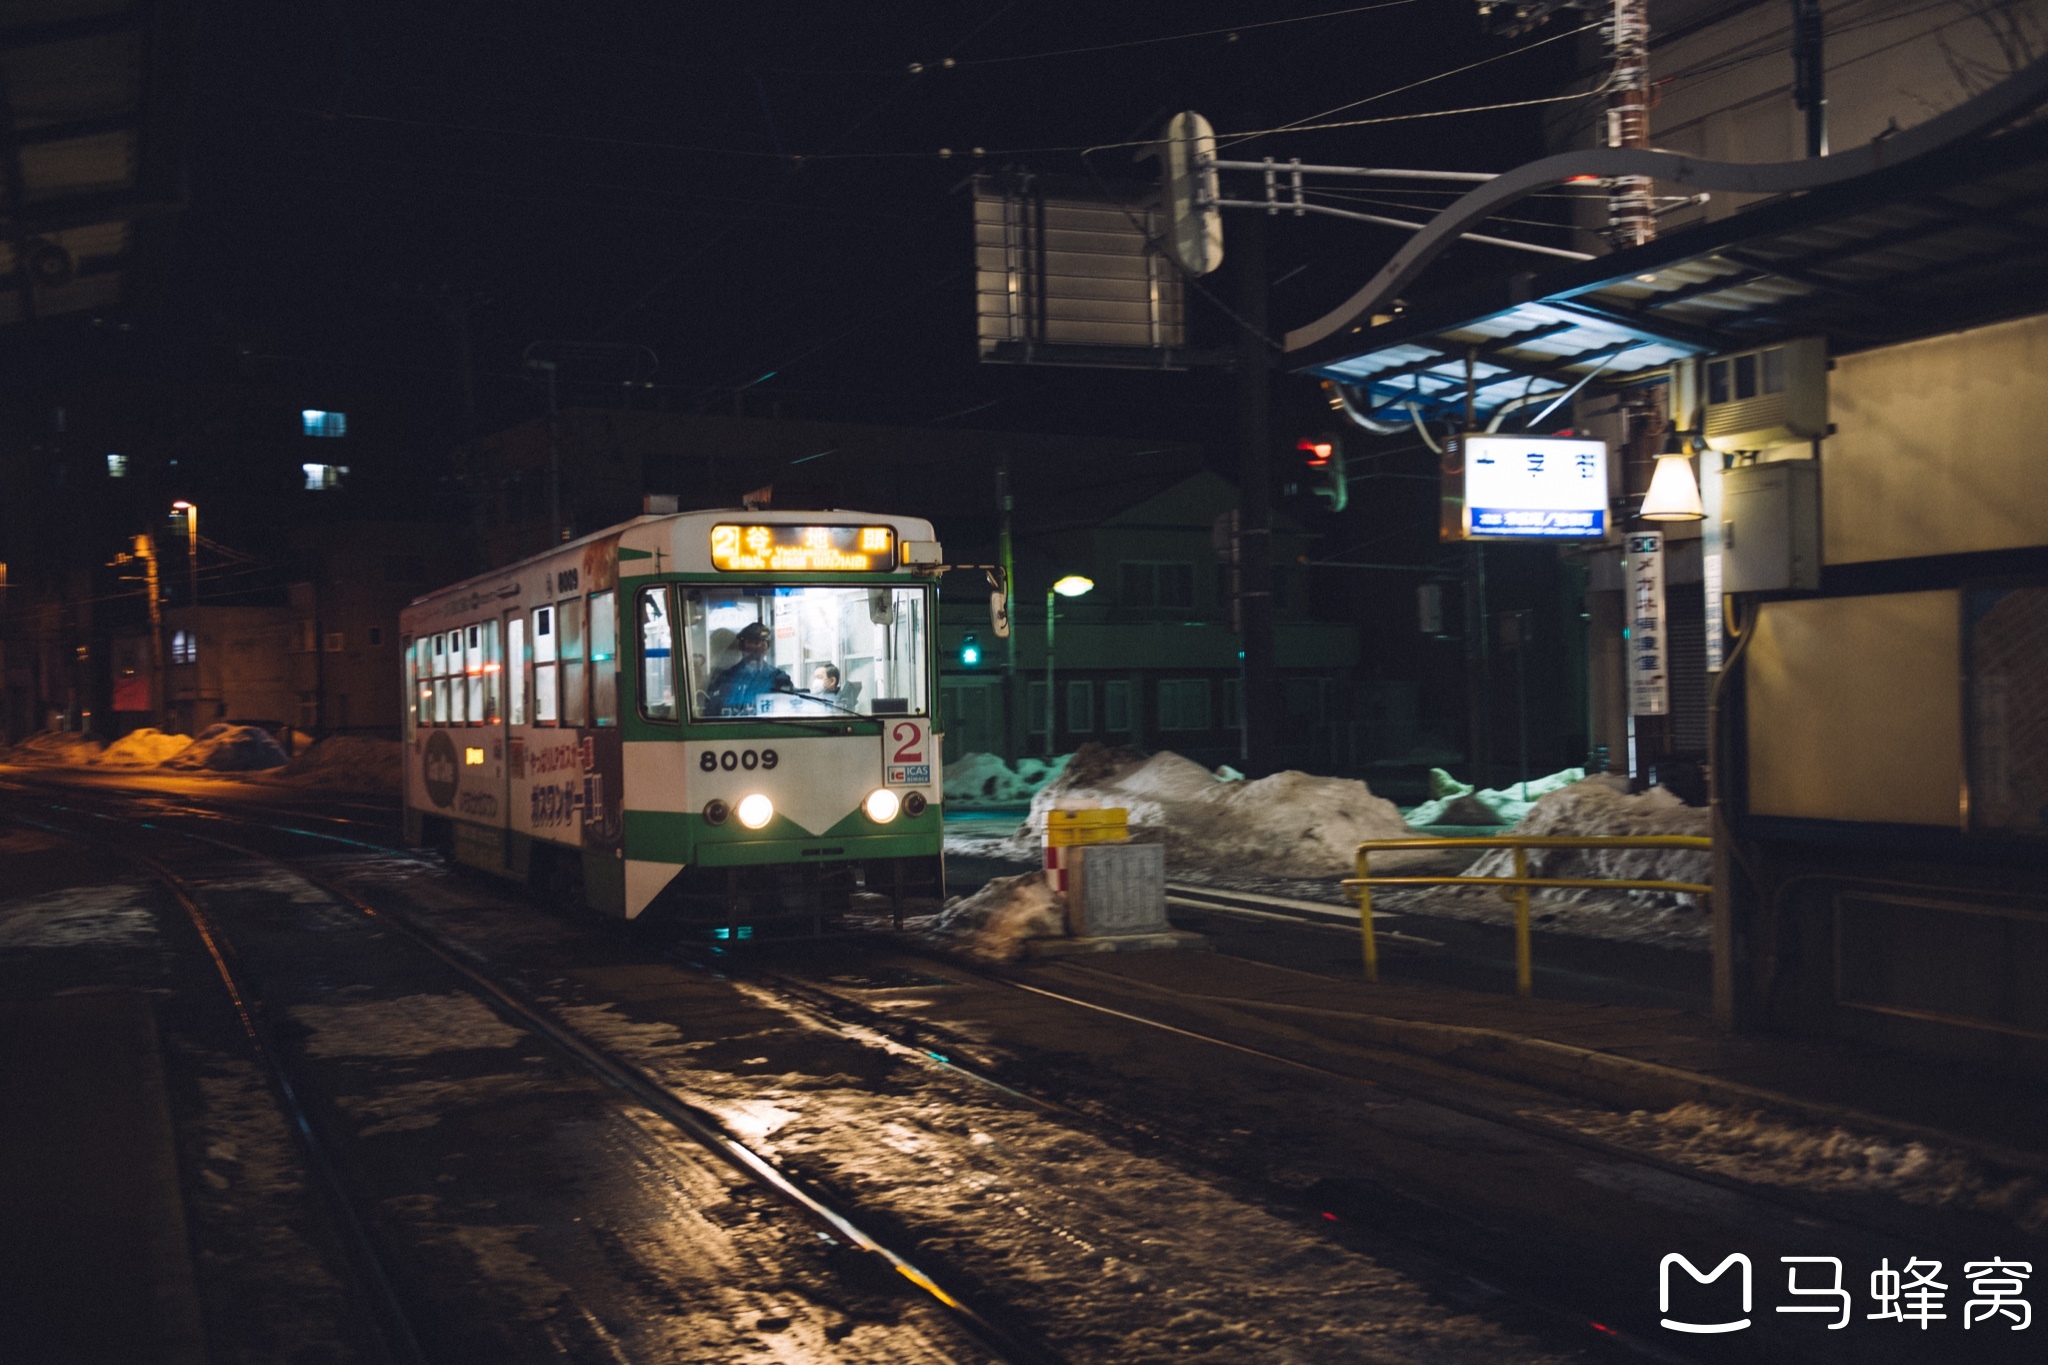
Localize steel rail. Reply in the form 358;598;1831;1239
11;787;2027;1359
133;815;1065;1365
7;812;429;1365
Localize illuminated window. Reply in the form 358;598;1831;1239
302;463;349;491
508;616;527;725
170;629;197;665
302;409;347;437
532;607;557;725
106;454;127;477
560;598;587;727
638;586;676;721
589;591;617;726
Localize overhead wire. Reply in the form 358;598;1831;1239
1220;20;1601;149
898;0;1425;71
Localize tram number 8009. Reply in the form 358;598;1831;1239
700;748;779;773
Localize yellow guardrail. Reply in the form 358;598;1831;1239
1341;836;1712;997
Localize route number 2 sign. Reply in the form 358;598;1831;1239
885;720;931;787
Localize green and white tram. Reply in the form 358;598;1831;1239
400;509;966;930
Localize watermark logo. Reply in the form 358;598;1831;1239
1662;1254;2030;1335
1660;1253;1751;1334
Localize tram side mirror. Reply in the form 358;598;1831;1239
989;590;1010;639
867;588;896;625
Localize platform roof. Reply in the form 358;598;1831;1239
1295;120;2048;426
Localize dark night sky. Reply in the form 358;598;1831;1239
78;0;1584;449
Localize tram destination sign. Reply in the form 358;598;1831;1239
1442;434;1609;541
710;523;896;572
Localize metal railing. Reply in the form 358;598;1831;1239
1341;836;1712;997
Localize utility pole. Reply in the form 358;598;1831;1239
135;534;167;731
1791;0;1828;157
1235;211;1280;775
1464;541;1492;787
1606;0;1656;248
997;459;1019;760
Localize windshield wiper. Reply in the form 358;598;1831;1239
790;689;868;719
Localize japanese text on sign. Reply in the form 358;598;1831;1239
1461;434;1608;540
1626;531;1668;716
710;523;895;572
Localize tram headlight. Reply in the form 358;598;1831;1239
904;791;928;818
736;793;774;829
702;798;730;826
863;788;901;824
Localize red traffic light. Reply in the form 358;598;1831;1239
1297;437;1334;468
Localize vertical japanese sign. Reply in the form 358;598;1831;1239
1626;531;1668;715
1701;457;1725;672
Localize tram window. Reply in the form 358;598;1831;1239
508;616;527;725
413;639;432;727
465;623;484;725
534;659;558;725
681;584;929;722
589;591;617;727
638;586;677;721
532;605;557;726
450;652;469;725
560;598;587;728
481;619;501;723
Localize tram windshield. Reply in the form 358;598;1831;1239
680;584;929;721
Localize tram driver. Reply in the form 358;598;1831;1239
706;621;793;713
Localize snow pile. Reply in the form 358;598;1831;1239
1011;743;1428;879
1463;779;1709;906
942;751;1067;806
5;730;104;765
1551;1102;2048;1233
161;723;290;772
271;736;401;793
1405;765;1586;827
919;871;1066;962
97;727;194;767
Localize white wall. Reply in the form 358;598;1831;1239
1746;590;1963;824
1822;311;2048;565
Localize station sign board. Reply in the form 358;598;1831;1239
710;523;896;572
1441;434;1609;541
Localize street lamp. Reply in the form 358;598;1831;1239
170;500;198;605
1639;431;1705;522
1045;575;1094;754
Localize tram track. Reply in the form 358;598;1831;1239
8;794;1061;1365
9;778;2040;1362
695;945;2048;1364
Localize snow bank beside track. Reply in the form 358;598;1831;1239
1000;744;1429;880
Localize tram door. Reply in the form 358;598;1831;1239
939;677;1002;762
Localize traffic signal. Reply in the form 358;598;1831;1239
1298;434;1347;511
960;633;981;667
1150;111;1223;276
